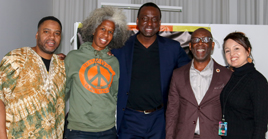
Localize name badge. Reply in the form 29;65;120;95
218;121;227;136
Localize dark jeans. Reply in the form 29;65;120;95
118;108;165;139
64;127;117;139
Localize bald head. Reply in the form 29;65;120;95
191;28;212;40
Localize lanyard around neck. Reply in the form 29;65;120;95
222;74;247;122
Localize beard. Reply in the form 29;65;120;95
38;45;58;54
37;40;59;54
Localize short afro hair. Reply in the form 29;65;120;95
38;16;62;30
137;2;161;19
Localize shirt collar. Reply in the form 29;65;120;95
190;58;214;76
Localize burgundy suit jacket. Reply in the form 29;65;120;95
166;60;232;139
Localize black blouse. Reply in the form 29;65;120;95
220;63;268;139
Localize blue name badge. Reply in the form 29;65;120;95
218;121;227;136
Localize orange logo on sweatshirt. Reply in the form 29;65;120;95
79;59;115;94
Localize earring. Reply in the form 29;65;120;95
247;57;252;63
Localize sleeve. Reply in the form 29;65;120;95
176;44;191;68
165;71;180;139
252;76;268;139
0;52;23;106
111;49;120;58
110;59;120;101
64;54;72;101
0;70;5;104
0;51;24;134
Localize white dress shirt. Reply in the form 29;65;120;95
190;58;214;135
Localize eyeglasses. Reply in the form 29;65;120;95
191;37;213;43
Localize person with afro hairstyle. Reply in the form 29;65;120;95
64;6;129;139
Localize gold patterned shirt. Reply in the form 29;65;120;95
0;47;66;139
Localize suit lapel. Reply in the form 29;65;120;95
184;63;199;106
158;35;166;95
125;35;136;89
200;61;219;105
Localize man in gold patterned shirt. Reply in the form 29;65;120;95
0;16;66;139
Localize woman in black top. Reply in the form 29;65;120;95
220;32;268;139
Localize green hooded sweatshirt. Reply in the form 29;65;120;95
65;42;119;132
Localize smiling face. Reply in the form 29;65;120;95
224;39;250;68
189;29;214;63
92;20;115;51
36;20;61;55
136;6;161;39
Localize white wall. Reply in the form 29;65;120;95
0;0;53;59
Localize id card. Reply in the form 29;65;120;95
218;121;227;136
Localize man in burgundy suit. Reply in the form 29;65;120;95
166;28;232;139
